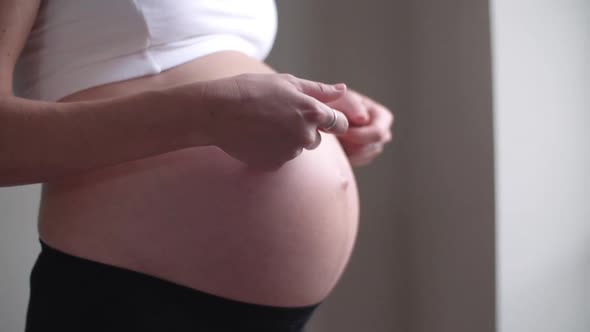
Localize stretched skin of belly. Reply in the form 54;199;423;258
38;52;360;307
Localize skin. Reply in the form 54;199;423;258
329;90;394;166
1;0;394;307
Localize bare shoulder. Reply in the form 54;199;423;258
0;0;41;95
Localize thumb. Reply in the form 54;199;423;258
294;78;347;103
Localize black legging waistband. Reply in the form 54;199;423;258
25;239;320;332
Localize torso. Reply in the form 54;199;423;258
38;51;360;307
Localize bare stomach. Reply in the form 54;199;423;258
38;51;360;307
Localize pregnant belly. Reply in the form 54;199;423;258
38;52;360;307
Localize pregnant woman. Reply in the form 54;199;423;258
1;1;393;331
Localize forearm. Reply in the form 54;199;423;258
0;87;211;187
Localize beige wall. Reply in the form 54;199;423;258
395;0;496;331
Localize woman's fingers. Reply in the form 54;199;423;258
339;125;392;145
339;101;393;144
305;130;322;150
300;96;349;135
319;108;348;134
345;142;384;156
291;75;347;103
327;90;370;126
345;143;384;166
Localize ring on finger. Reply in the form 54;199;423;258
323;108;338;131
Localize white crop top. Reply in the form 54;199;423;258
13;0;278;102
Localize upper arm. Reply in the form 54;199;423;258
0;0;41;96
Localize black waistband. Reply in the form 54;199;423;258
26;239;320;332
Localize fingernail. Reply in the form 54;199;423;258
334;83;346;91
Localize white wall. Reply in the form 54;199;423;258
491;1;590;331
0;185;41;332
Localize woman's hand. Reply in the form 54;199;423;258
193;73;350;171
327;89;394;167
